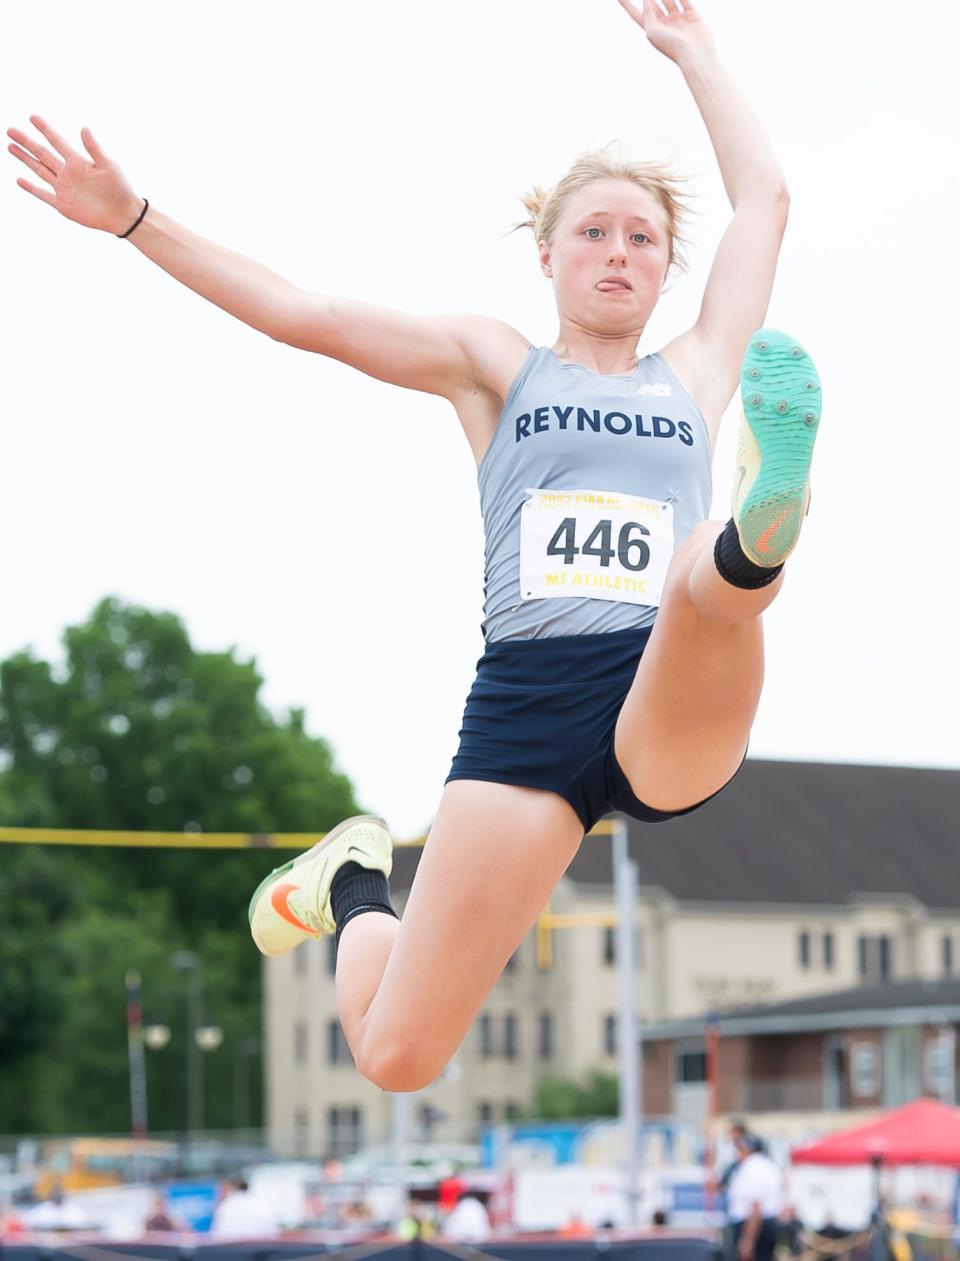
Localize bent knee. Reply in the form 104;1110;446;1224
357;1039;445;1094
659;519;725;608
673;518;725;564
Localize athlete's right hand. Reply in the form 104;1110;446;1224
7;114;143;235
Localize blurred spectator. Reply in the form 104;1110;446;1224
209;1175;275;1238
653;1209;670;1227
397;1195;437;1240
438;1173;467;1216
341;1199;373;1226
144;1193;178;1232
726;1128;784;1261
720;1120;752;1190
442;1190;492;1243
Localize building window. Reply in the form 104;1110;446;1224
327;1105;339;1154
943;935;954;977
676;1049;707;1083
823;931;835;970
477;1101;494;1125
504;1013;518;1060
858;934;894;982
326;935;337;975
326;1106;363;1157
505;1101;520;1121
603;926;616;966
348;1106;363;1148
539;1013;554;1061
851;1042;880;1099
926;1031;954;1095
878;935;892;980
604;1013;617;1057
327;1019;351;1066
294;1019;308;1064
798;929;811;969
479;1013;493;1059
505;945;520;972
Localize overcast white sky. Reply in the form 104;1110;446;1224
3;1;958;839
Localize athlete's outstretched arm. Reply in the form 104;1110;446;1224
6;115;487;402
618;1;789;407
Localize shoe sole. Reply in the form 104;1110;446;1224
247;814;389;939
736;329;822;565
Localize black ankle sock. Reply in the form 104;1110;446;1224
330;861;398;952
714;518;784;590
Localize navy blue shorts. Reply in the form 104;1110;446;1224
446;624;742;833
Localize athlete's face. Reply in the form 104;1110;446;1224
540;179;670;328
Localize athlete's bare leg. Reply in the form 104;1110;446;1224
613;518;781;812
335;779;583;1092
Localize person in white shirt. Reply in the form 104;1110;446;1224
726;1134;784;1261
209;1176;277;1238
442;1192;492;1244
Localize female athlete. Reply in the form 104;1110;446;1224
8;0;821;1093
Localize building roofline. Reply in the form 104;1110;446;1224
645;1004;960;1042
565;888;960;918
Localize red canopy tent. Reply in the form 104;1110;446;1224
792;1098;960;1167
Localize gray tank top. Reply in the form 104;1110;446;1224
478;345;713;641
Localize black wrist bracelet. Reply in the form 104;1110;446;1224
118;198;149;239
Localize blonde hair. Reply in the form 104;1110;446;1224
510;141;694;281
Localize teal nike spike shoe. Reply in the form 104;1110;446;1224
733;328;822;566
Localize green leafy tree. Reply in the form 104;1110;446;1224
0;597;362;1134
522;1070;620;1121
0;847;76;1132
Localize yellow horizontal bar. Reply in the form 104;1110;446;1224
0;818;617;850
541;912;622;928
0;826;428;850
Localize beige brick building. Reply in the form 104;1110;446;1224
262;759;960;1157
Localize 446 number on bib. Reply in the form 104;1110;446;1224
547;517;650;571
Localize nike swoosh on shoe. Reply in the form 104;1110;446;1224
270;881;312;932
756;506;795;554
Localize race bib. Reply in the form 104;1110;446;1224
519;487;675;607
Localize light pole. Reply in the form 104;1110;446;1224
125;970;149;1184
172;951;203;1137
233;1037;261;1131
613;815;641;1230
171;951;223;1137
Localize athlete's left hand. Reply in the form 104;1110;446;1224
616;0;716;65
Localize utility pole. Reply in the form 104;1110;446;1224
125;970;149;1184
172;951;204;1137
613;815;641;1228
